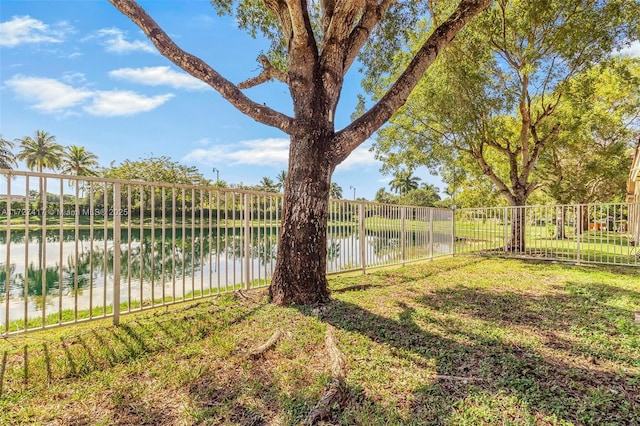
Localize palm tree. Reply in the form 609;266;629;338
259;176;279;192
276;170;287;192
330;182;343;199
16;130;64;207
389;170;421;195
61;145;99;177
0;134;17;170
16;131;64;173
60;145;100;198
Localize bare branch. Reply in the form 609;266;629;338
238;55;290;89
108;0;295;134
333;0;492;165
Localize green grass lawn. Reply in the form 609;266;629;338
1;256;639;425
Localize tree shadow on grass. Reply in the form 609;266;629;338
516;258;640;278
312;287;640;425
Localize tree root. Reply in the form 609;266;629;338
306;326;346;425
235;290;251;300
249;329;283;359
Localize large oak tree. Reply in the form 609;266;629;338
373;0;640;251
108;0;491;304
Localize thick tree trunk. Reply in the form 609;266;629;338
509;206;526;252
555;206;567;239
508;194;527;252
575;204;590;235
269;133;333;305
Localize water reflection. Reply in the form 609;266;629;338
1;227;445;326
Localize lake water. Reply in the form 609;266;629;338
1;226;441;328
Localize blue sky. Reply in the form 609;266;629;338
3;2;639;201
0;0;417;200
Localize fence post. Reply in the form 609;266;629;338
359;203;366;274
4;179;11;333
503;207;509;253
430;208;434;259
41;177;47;328
113;183;121;326
451;206;456;257
244;194;251;289
401;207;407;264
576;204;581;265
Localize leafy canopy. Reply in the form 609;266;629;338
373;0;640;207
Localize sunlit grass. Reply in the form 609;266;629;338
1;256;638;425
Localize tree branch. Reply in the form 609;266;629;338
471;147;515;203
342;0;395;72
333;0;492;165
108;0;295;134
263;0;292;37
524;124;561;177
238;55;290;89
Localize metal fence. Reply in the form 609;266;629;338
5;170;636;335
0;170;452;334
455;203;640;266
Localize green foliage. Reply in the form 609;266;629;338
373;0;640;207
258;176;279;192
211;0;437;78
102;155;210;186
375;183;441;207
539;57;640;204
398;184;441;207
329;182;343;200
275;170;287;192
374;188;398;205
212;0;288;69
0;134;16;170
388;169;421;195
15;130;64;173
60;145;99;177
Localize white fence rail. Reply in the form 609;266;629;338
4;170;637;335
455;203;640;266
0;170;452;334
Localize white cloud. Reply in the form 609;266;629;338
618;41;640;58
0;15;72;47
109;66;209;91
84;91;174;116
6;74;173;117
183;138;381;170
335;144;379;171
5;75;93;112
61;72;87;84
184;138;290;166
94;28;155;54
